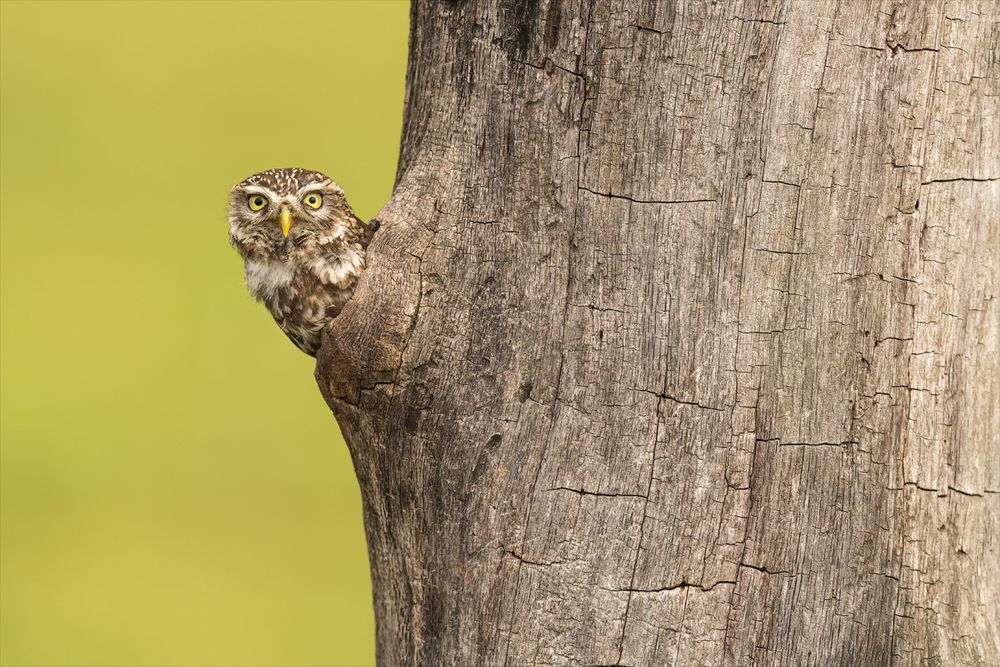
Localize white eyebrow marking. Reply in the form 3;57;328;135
296;180;333;196
241;185;280;198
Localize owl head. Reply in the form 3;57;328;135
228;167;354;259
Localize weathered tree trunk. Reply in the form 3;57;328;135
316;0;999;664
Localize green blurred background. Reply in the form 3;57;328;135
0;2;409;665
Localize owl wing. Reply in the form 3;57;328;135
310;242;364;287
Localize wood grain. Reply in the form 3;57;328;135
317;1;999;664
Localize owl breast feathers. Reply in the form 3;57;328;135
228;167;377;355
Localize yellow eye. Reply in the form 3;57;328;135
247;194;268;211
303;192;323;209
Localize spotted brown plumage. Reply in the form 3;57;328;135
228;168;378;355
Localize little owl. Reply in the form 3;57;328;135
229;168;377;355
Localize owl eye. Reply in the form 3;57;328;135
247;194;268;211
303;192;323;209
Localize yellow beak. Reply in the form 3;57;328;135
280;208;293;237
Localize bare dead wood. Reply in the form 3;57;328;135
316;0;999;664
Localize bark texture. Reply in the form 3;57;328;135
316;0;999;664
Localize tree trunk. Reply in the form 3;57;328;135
316;0;999;664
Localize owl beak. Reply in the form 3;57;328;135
279;208;293;237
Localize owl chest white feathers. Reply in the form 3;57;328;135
245;260;295;300
244;248;363;301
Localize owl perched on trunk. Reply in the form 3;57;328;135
229;168;377;355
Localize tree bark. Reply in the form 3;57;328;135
316;0;999;664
